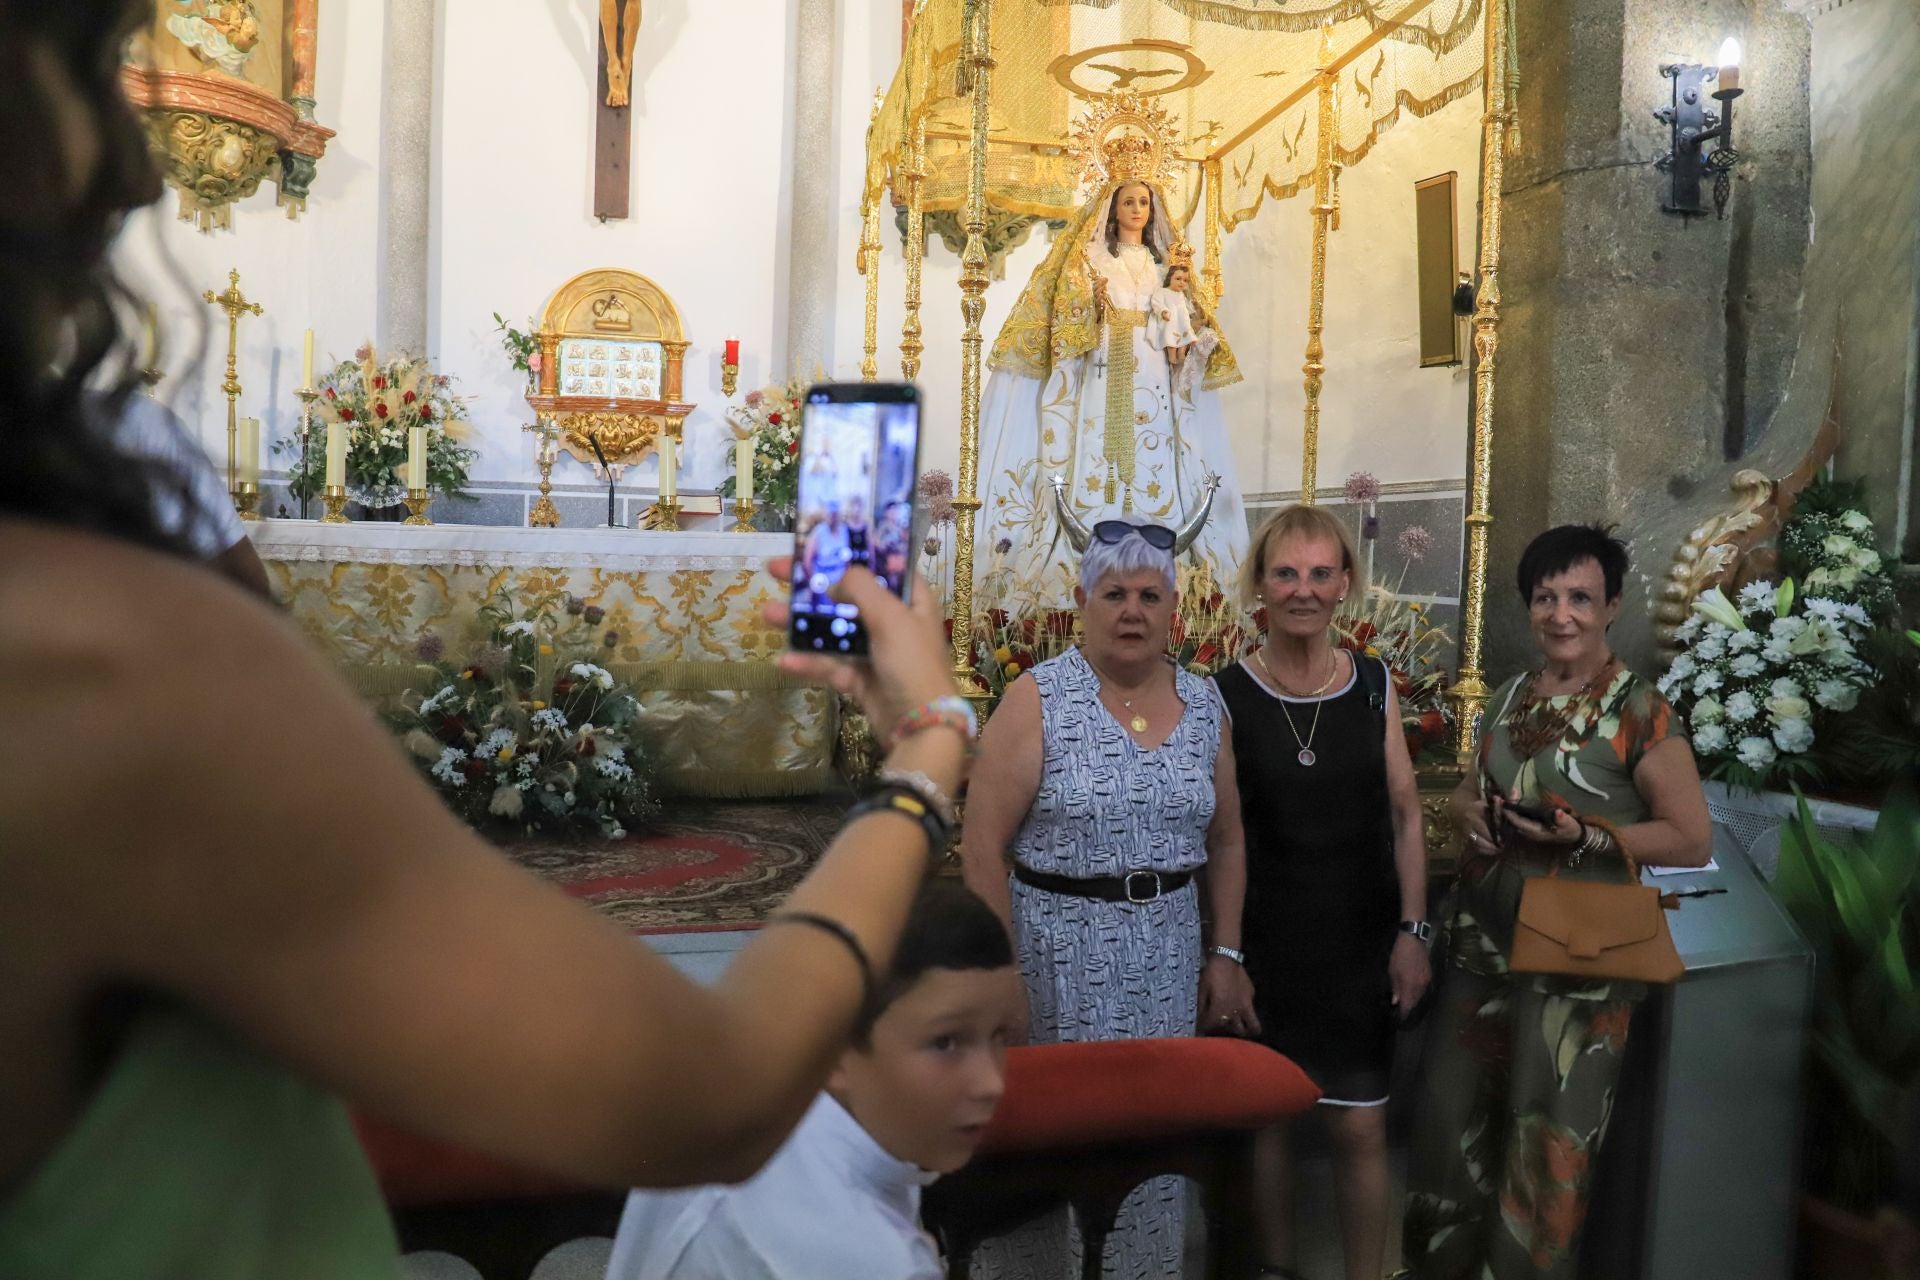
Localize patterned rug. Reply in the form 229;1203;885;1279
502;796;851;934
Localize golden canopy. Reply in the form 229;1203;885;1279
865;0;1495;233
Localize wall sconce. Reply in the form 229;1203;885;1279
1656;37;1744;219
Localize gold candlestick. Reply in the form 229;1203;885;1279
403;488;433;526
523;419;561;527
294;385;319;520
653;497;682;530
201;269;263;497
321;484;351;524
721;360;739;398
233;482;261;522
731;496;758;532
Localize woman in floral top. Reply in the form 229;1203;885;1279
1400;525;1712;1280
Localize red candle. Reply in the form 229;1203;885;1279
724;337;740;366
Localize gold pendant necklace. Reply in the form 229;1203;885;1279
1087;654;1152;734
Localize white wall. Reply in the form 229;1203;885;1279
115;0;1478;502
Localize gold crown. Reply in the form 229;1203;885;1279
1168;241;1194;269
1101;133;1156;182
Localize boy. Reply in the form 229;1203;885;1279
605;879;1021;1280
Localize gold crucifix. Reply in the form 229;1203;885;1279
202;268;263;496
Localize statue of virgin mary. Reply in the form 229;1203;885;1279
976;130;1248;605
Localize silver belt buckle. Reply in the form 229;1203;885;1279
1124;871;1162;903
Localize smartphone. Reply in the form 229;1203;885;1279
787;382;921;656
1500;799;1563;827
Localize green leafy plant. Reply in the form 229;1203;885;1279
493;313;539;377
1771;787;1920;1212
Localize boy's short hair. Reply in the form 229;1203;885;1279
854;879;1014;1045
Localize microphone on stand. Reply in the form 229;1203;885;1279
588;435;618;527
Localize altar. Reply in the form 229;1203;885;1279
253;522;835;797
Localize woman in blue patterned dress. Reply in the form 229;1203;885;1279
961;520;1256;1278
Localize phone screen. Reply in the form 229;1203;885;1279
788;384;920;655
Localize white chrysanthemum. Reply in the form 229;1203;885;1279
1695;634;1728;661
431;747;469;786
1736;580;1777;615
1804;598;1846;624
1814;678;1861;712
1772;718;1815;754
1761;641;1793;666
1736;735;1778;769
593;756;635;780
1672;615;1704;643
1666;654;1697;681
501;620;537;637
530;708;568;733
1692;724;1730;755
1657;674;1679;699
1692;670;1724;696
1770;616;1808;640
1770;677;1803;699
1840;603;1871;628
569;662;615;690
1728;629;1761;652
1730;654;1765;679
1725;691;1760;723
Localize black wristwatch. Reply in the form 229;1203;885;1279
1398;919;1433;943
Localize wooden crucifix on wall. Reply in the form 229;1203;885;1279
595;0;642;220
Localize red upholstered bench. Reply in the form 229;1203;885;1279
922;1037;1321;1280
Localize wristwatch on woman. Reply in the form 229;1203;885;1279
1207;943;1246;965
1398;919;1433;943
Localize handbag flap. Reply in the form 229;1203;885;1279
1516;879;1661;960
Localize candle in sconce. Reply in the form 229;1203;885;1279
658;436;678;501
302;329;315;388
237;416;260;487
735;435;754;503
406;424;428;490
324;419;347;487
723;336;740;366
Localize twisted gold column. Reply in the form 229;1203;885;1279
1203;158;1225;302
860;190;881;383
948;0;992;700
1299;57;1338;504
1448;0;1512;760
900;115;927;382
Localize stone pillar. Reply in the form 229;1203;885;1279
784;0;838;374
378;0;435;355
1484;0;1813;677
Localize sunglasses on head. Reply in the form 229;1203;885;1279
1092;520;1176;551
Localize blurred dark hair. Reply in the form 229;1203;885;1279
854;878;1013;1046
1515;524;1630;604
0;0;198;556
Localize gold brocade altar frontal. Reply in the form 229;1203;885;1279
254;523;835;798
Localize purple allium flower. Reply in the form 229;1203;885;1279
565;595;586;616
583;604;606;625
917;469;955;502
415;632;445;663
471;644;509;681
603;629;620;648
1396;525;1435;563
929;495;956;526
1343;471;1381;505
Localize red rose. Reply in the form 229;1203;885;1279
578;736;598;757
339;407;355;421
788;439;799;455
373;375;387;389
403;390;417;404
419;404;432;421
324;386;336;400
375;402;389;418
768;412;783;425
1419;709;1446;736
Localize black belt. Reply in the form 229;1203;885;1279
1014;864;1194;904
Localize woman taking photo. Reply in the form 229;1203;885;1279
1400;524;1711;1280
1213;504;1431;1280
0;6;964;1271
961;519;1255;1278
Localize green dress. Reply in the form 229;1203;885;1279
1401;664;1683;1280
0;1005;402;1279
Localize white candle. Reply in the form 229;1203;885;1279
407;424;428;490
658;436;678;501
735;436;754;503
324;420;347;487
302;329;315;388
237;416;260;486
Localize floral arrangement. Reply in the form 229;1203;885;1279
1334;586;1457;765
278;345;477;508
917;470;959;597
1659;478;1899;792
718;376;807;513
493;312;540;385
393;592;658;838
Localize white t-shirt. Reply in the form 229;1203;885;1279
112;396;248;558
605;1094;943;1280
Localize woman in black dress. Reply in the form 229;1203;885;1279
1213;503;1431;1280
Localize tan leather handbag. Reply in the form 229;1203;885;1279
1510;862;1685;984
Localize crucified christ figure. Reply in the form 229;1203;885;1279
599;0;642;108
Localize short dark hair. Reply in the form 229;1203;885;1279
1515;524;1630;605
855;879;1013;1045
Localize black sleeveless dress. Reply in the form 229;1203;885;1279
1215;655;1400;1103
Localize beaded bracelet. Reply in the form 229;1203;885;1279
891;694;978;749
765;911;876;1024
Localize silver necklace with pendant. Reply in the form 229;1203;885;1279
1254;648;1339;767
